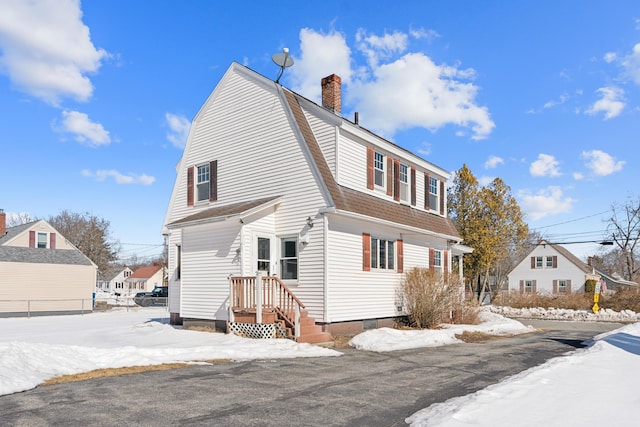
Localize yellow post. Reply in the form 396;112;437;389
592;280;602;313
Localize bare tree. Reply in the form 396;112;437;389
47;210;120;272
6;212;36;227
607;197;640;281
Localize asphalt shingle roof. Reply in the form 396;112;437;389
0;246;94;266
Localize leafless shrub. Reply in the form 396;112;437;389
398;268;479;328
600;287;640;312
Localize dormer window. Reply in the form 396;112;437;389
29;230;56;249
374;152;385;187
399;164;409;203
37;232;47;248
429;177;439;211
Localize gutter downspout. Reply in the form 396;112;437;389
323;213;329;324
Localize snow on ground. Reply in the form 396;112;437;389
0;307;340;396
407;321;640;427
1;305;638;427
349;310;533;352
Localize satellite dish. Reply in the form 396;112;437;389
272;48;294;83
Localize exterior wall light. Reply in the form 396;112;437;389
306;216;314;228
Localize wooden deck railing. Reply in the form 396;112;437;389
229;274;305;338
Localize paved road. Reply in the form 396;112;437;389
0;320;623;427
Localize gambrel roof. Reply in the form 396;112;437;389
282;87;460;239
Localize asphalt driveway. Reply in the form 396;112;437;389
0;320;623;427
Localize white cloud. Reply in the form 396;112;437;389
581;149;625;176
416;142;432;157
585;86;625;119
0;0;108;105
572;172;584;180
351;52;494;140
484;155;504;169
409;27;440;42
58;110;110;146
604;52;617;63
288;28;352;102
518;186;576;220
82;169;155;185
356;29;408;68
290;28;495;141
165;113;191;149
543;93;569;109
530;154;561;177
620;43;640;85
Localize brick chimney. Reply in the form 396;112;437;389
0;209;5;236
321;74;341;114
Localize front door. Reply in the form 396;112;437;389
256;236;275;275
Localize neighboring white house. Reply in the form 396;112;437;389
162;63;471;338
97;266;133;294
125;264;164;296
508;240;600;294
0;210;97;316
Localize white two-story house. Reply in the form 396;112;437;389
163;63;470;341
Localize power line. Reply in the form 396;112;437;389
532;210;610;230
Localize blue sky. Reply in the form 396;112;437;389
1;0;638;263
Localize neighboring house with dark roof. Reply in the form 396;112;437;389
125;264;164;296
162;63;472;339
593;268;639;291
508;240;600;294
97;265;133;294
0;210;97;316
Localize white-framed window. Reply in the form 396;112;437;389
433;250;442;267
400;164;409;203
374;152;385;187
429;177;438;211
196;163;210;201
36;232;47;249
546;256;553;268
558;280;567;292
536;256;543;268
371;237;395;270
525;280;533;293
280;236;298;280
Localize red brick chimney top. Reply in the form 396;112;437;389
321;74;342;114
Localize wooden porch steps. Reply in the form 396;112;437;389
295;310;333;344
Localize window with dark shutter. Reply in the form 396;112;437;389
410;167;416;206
386;157;393;196
363;233;371;271
29;230;35;248
393;160;400;202
397;240;403;273
210;160;218;202
439;181;445;215
50;233;56;249
187;167;194;206
366;147;374;190
424;173;430;210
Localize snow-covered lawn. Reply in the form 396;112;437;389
0;306;638;426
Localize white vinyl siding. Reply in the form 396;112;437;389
165;67;327;321
508;244;593;294
180;222;241;320
325;215;451;323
